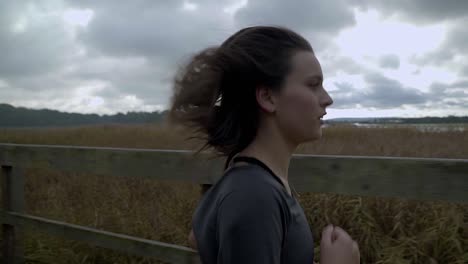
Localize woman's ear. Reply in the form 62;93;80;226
256;85;277;113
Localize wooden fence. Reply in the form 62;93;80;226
1;143;467;263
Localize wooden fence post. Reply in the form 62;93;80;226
1;165;25;264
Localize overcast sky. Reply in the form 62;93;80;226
1;0;467;119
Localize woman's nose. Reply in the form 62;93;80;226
322;89;333;107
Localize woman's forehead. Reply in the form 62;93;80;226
289;51;323;78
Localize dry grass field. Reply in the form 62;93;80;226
0;123;467;263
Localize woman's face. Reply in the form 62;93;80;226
275;50;333;144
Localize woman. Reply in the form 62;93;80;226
168;26;360;264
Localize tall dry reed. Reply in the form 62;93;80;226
0;123;466;263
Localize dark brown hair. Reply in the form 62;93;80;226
167;26;313;169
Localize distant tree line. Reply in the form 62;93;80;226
0;103;168;128
342;116;468;124
1;103;467;128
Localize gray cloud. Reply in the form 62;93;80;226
235;0;356;37
0;1;77;78
410;51;444;67
362;73;426;108
66;55;175;103
1;0;467;117
415;19;468;61
430;80;468;90
423;79;468;109
2;0;361;114
331;72;427;109
351;1;468;78
232;0;361;53
378;54;400;69
319;54;364;76
408;17;468;78
461;65;468;77
0;0;241;113
330;82;358;107
429;80;468;100
71;1;236;60
352;0;468;24
331;73;468;111
60;1;246;110
74;0;357;60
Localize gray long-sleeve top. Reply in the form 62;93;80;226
191;162;315;263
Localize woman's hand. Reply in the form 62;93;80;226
188;228;198;250
319;224;360;264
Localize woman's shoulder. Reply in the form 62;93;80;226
211;165;290;207
214;166;293;234
196;164;291;216
219;164;285;192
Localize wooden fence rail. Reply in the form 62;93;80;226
1;143;467;263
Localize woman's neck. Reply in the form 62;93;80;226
238;120;297;186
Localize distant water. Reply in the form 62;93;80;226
350;123;467;132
